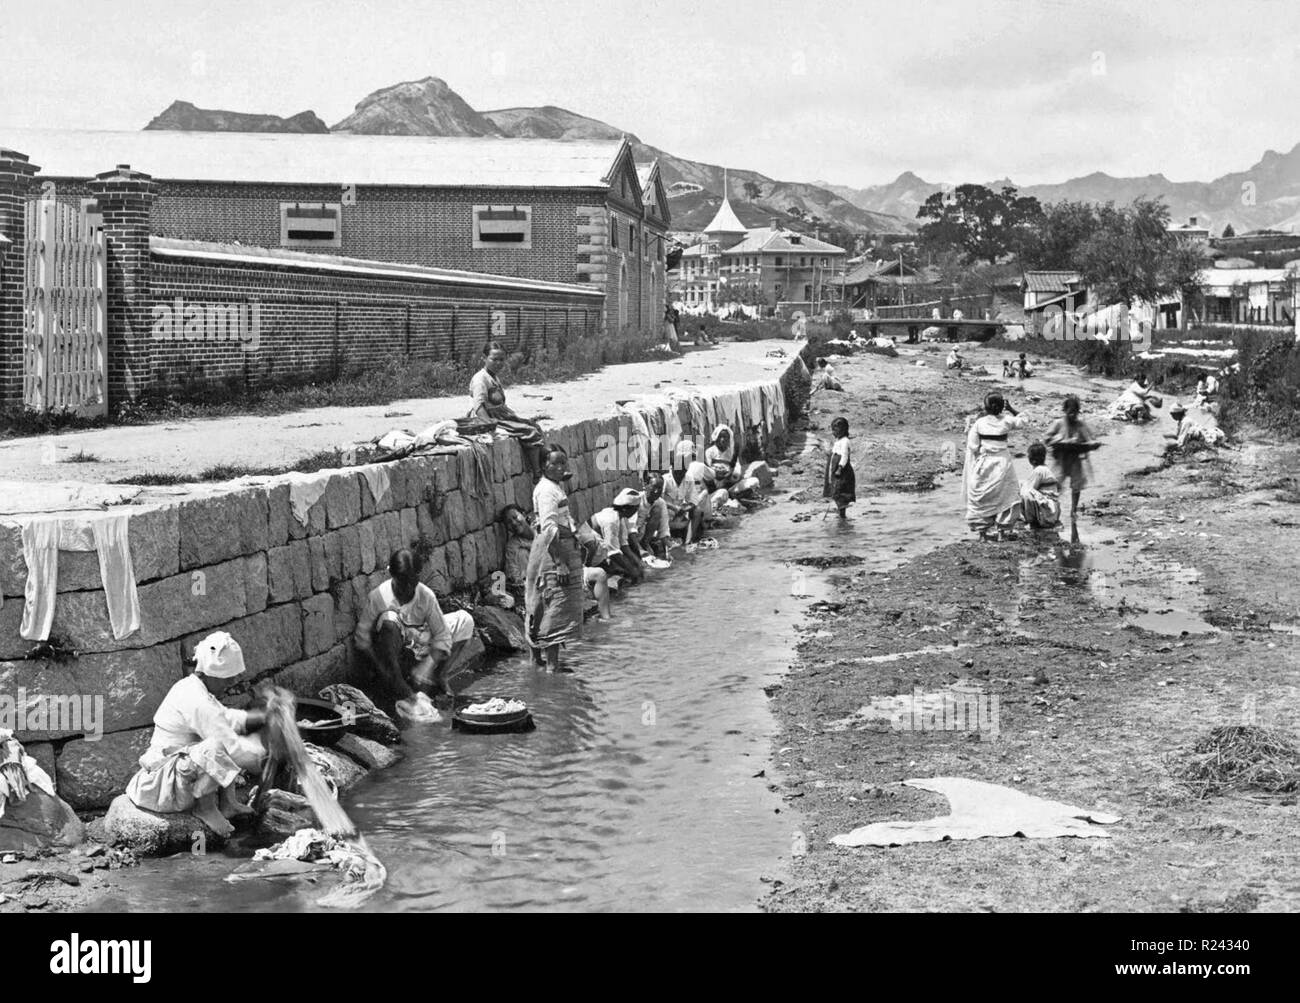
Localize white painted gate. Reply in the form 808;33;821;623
22;198;108;415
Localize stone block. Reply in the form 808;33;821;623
380;510;405;557
397;458;428;509
103;793;224;855
433;453;460;492
444;538;463;585
55;727;153;811
272;641;354;696
418;546;449;595
472;605;528;652
57;505;181;591
443;490;468;540
416;500;439;547
0;522;26;599
335;733;403;772
243;553;268;614
323;529;345;585
338;525;362;579
301;593;335;658
0;644;183;740
308;536;330;593
444;634;487;685
267;545;295;605
512;474;533;510
178;488;269;570
324;473;361;529
307;742;368;792
22;741;57;789
330;579;360;644
357;520;376;574
460;534;479;585
0;559;247;658
267;483;291;547
288;539;313;599
400;508;419;552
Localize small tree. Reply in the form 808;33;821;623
743;181;763;201
1222;223;1236;238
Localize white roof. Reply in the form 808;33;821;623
704;195;747;234
1;128;627;189
722;227;847;255
1198;267;1288;288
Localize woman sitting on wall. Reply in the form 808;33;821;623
125;631;268;838
469;342;546;477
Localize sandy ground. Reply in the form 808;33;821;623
762;342;1300;913
0;341;792;485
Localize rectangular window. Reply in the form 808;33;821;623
611;217;620;249
804;284;813;301
821;257;828;267
629;223;636;251
473;205;532;249
281;202;341;248
775;256;784;267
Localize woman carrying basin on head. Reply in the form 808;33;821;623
963;392;1028;542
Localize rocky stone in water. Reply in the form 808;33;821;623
305;743;367;793
472;606;528;652
102;793;227;855
318;683;401;745
335;733;404;771
256;789;317;840
444;635;487;682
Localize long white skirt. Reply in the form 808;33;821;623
964;450;1022;531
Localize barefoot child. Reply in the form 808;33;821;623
1019;441;1061;530
823;417;856;519
1045;394;1101;525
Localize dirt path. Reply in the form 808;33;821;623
763;341;1300;913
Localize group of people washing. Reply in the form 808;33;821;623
117;341;764;835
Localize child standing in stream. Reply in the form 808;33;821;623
823;416;856;519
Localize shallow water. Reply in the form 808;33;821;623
86;378;1210;911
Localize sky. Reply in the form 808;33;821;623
3;0;1299;190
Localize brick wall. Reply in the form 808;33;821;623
0;354;805;810
147;248;603;395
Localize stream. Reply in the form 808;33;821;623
85;362;1214;911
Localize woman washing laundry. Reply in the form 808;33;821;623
1108;373;1161;422
823;417;856;519
705;425;743;489
664;440;713;549
1019;442;1062;531
1045;394;1101;529
125;631;268;838
469;342;546;477
525;446;586;671
963;393;1029;541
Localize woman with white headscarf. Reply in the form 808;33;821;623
704;425;742;488
125;631;268;837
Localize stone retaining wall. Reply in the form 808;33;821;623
0;355;807;810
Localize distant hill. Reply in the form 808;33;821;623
145;100;327;133
822;143;1300;236
331;77;502;136
143;76;914;236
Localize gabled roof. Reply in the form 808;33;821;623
1022;270;1081;293
2;128;629;189
835;258;926;286
636;159;671;225
721;227;847;256
704;194;747;235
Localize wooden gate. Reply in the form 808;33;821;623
22;198;108;415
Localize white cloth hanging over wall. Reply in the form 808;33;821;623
9;512;141;642
358;465;392;510
285;472;332;526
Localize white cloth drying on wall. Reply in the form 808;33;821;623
358;464;392;509
285;472;332;526
7;512;141;642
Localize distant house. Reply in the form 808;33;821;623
1021;270;1088;335
1195;266;1295;326
829;258;935;310
671;190;847;314
1167;216;1211;242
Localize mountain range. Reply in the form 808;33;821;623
819;144;1300;237
145;77;1300;238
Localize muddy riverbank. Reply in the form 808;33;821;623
763;342;1300;913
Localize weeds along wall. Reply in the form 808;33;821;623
0;354;808;811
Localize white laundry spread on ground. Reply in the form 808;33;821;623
830;777;1121;847
6;512;141;641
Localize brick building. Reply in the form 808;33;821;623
2;128;670;334
0;130;672;407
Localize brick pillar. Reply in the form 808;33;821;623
0;149;39;407
90;164;155;406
